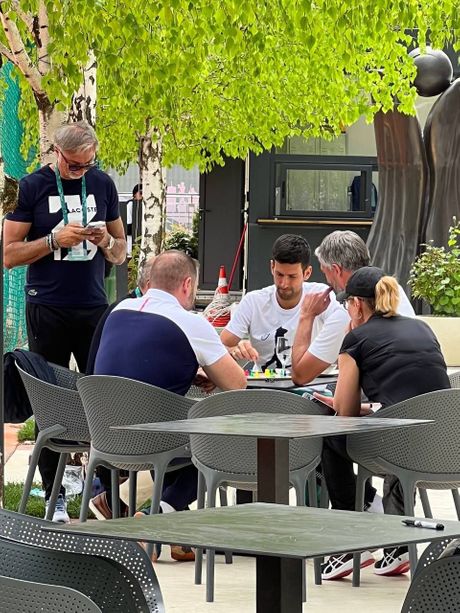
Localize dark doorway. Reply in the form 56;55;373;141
198;158;245;290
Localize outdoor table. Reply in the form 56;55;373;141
112;412;430;613
245;374;337;390
46;503;460;613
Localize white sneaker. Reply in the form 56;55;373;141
45;494;70;523
365;493;384;514
374;547;410;576
321;551;374;580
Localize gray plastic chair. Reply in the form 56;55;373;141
449;371;460;388
418;371;460;522
186;385;220;400
0;535;149;612
77;375;196;524
400;553;460;612
414;537;456;578
347;389;460;584
17;363;90;520
0;575;102;613
188;389;327;602
0;508;164;612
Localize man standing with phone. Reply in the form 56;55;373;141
3;121;126;522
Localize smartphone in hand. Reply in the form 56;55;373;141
302;391;336;415
86;221;106;229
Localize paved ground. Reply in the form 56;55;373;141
5;423;22;462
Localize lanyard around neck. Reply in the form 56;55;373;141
54;166;87;226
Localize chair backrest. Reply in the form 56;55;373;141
77;375;195;456
449;371;460;389
49;363;85;390
0;575;102;613
186;385;220;400
401;554;460;612
17;365;90;442
0;509;164;613
0;535;149;612
347;389;460;478
414;538;456;578
188;389;326;475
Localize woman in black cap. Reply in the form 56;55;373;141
318;266;450;580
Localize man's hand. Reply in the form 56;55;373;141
54;223;95;248
86;227;107;246
312;392;334;408
300;287;333;319
193;372;216;393
229;339;259;362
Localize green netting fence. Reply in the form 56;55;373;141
1;63;29;352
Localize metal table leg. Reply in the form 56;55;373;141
256;438;303;613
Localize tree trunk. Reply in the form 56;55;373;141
139;127;165;260
37;96;66;165
68;52;97;126
0;162;19;222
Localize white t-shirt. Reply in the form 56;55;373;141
113;289;228;367
225;283;350;368
396;284;416;317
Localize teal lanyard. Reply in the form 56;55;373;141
54;166;87;226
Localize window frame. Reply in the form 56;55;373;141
270;154;378;220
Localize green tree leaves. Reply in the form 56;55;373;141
2;0;460;171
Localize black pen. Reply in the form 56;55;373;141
402;519;444;530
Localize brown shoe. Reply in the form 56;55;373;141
134;512;195;562
89;492;128;521
89;492;112;520
170;545;195;562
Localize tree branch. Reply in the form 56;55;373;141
0;40;15;64
10;0;34;37
0;3;43;93
36;0;49;76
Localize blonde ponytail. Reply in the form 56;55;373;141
374;276;400;317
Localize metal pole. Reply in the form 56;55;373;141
116;201;128;299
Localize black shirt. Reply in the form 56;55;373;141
6;165;120;307
340;315;450;408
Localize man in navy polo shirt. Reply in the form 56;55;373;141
95;249;246;395
4;121;126;522
94;250;246;559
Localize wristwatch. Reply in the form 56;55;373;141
105;235;115;250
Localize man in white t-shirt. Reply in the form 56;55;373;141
221;234;349;385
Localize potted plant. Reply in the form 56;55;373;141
408;217;460;366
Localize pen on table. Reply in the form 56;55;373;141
402;519;445;530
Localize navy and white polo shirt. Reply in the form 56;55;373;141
94;289;227;395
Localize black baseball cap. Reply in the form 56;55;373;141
336;266;385;303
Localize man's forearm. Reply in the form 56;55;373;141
101;237;126;265
292;315;314;367
4;238;51;269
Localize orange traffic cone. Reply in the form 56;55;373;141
204;265;231;327
216;265;229;295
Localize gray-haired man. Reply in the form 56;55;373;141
4;121;127;522
314;230;414;316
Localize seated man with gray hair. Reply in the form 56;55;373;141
314;230;414;316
